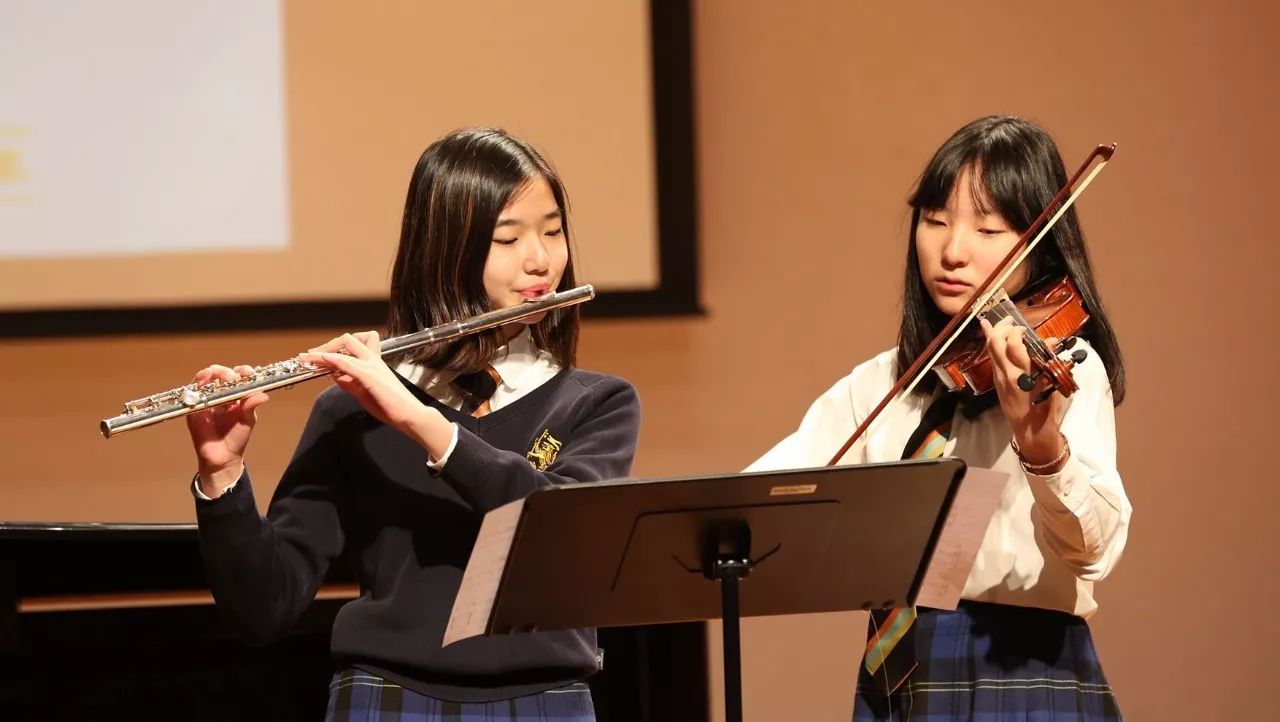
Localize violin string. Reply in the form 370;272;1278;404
1020;319;1056;363
990;297;1057;363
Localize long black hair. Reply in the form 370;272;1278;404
896;115;1125;404
386;128;578;372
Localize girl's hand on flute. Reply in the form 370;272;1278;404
299;332;453;459
187;364;269;497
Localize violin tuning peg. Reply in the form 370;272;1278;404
1070;349;1088;364
1017;372;1038;392
1056;336;1079;353
1032;387;1056;405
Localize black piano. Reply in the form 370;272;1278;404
0;522;706;721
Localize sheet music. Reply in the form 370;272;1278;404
914;467;1008;610
443;497;526;646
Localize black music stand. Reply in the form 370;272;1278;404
445;458;966;722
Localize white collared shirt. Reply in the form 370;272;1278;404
746;342;1132;618
394;327;562;468
394;327;560;415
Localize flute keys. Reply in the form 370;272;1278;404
123;398;151;414
125;390;177;414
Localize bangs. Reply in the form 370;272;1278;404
911;157;1000;218
909;128;1047;232
909;146;972;212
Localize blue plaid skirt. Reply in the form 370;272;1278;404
854;601;1123;722
324;669;595;722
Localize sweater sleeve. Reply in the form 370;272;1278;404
439;379;641;512
193;391;347;646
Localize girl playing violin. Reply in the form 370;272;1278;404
186;128;640;721
749;115;1130;721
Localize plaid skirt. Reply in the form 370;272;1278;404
325;669;595;722
854;601;1123;722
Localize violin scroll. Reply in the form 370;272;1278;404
1016;337;1089;405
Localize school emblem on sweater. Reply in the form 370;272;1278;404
526;428;563;471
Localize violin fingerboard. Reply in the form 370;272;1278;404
979;295;1025;326
978;297;1055;360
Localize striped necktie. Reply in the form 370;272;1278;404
453;365;502;418
862;392;959;696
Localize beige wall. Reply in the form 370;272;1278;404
3;1;1278;720
0;0;658;309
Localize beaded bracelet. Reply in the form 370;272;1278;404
1010;433;1070;475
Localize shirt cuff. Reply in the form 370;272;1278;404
426;422;460;472
1025;455;1093;515
193;464;245;501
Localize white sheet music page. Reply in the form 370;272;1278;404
443;497;526;646
914;467;1008;610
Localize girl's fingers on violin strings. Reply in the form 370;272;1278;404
986;318;1034;395
1005;326;1032;374
982;317;1011;374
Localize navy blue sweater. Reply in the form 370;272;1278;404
193;368;641;702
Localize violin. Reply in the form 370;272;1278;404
932;275;1091;404
826;143;1116;466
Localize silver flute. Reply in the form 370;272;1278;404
99;284;595;439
